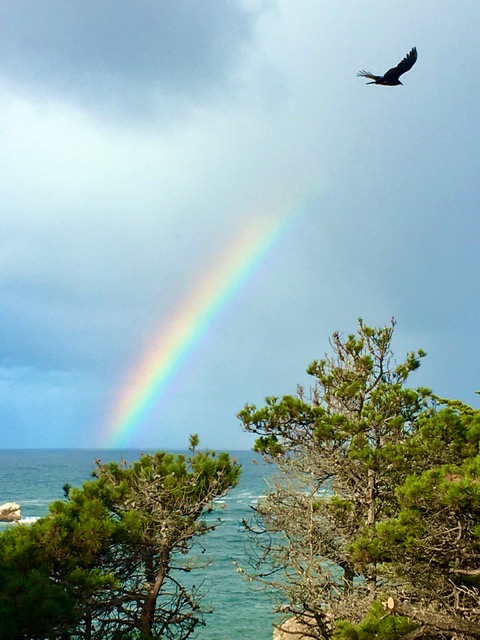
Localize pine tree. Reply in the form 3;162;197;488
239;320;480;639
0;441;240;639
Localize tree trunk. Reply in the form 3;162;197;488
340;561;354;591
366;468;376;526
139;553;169;637
366;467;377;591
83;610;92;640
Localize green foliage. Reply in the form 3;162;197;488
0;527;78;639
253;434;285;456
334;600;416;640
189;432;200;453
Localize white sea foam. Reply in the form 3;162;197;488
19;516;40;524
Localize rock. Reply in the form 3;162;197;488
273;616;313;640
273;613;334;640
0;502;21;522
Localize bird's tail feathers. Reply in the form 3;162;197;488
356;70;379;81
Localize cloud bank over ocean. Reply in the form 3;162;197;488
0;1;479;448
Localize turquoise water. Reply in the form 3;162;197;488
0;449;276;639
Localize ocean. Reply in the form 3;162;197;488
0;449;277;639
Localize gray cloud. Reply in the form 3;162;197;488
0;1;257;116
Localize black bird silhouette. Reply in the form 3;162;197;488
357;47;417;85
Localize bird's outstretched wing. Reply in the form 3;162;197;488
383;47;417;83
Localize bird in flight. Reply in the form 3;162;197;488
357;47;417;85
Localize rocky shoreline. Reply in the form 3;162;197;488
0;502;21;522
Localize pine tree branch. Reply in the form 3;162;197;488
386;599;480;638
448;567;480;576
398;625;432;640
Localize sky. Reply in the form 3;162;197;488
0;1;479;449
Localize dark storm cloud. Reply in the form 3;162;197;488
0;1;256;112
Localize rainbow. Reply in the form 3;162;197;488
102;200;300;447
